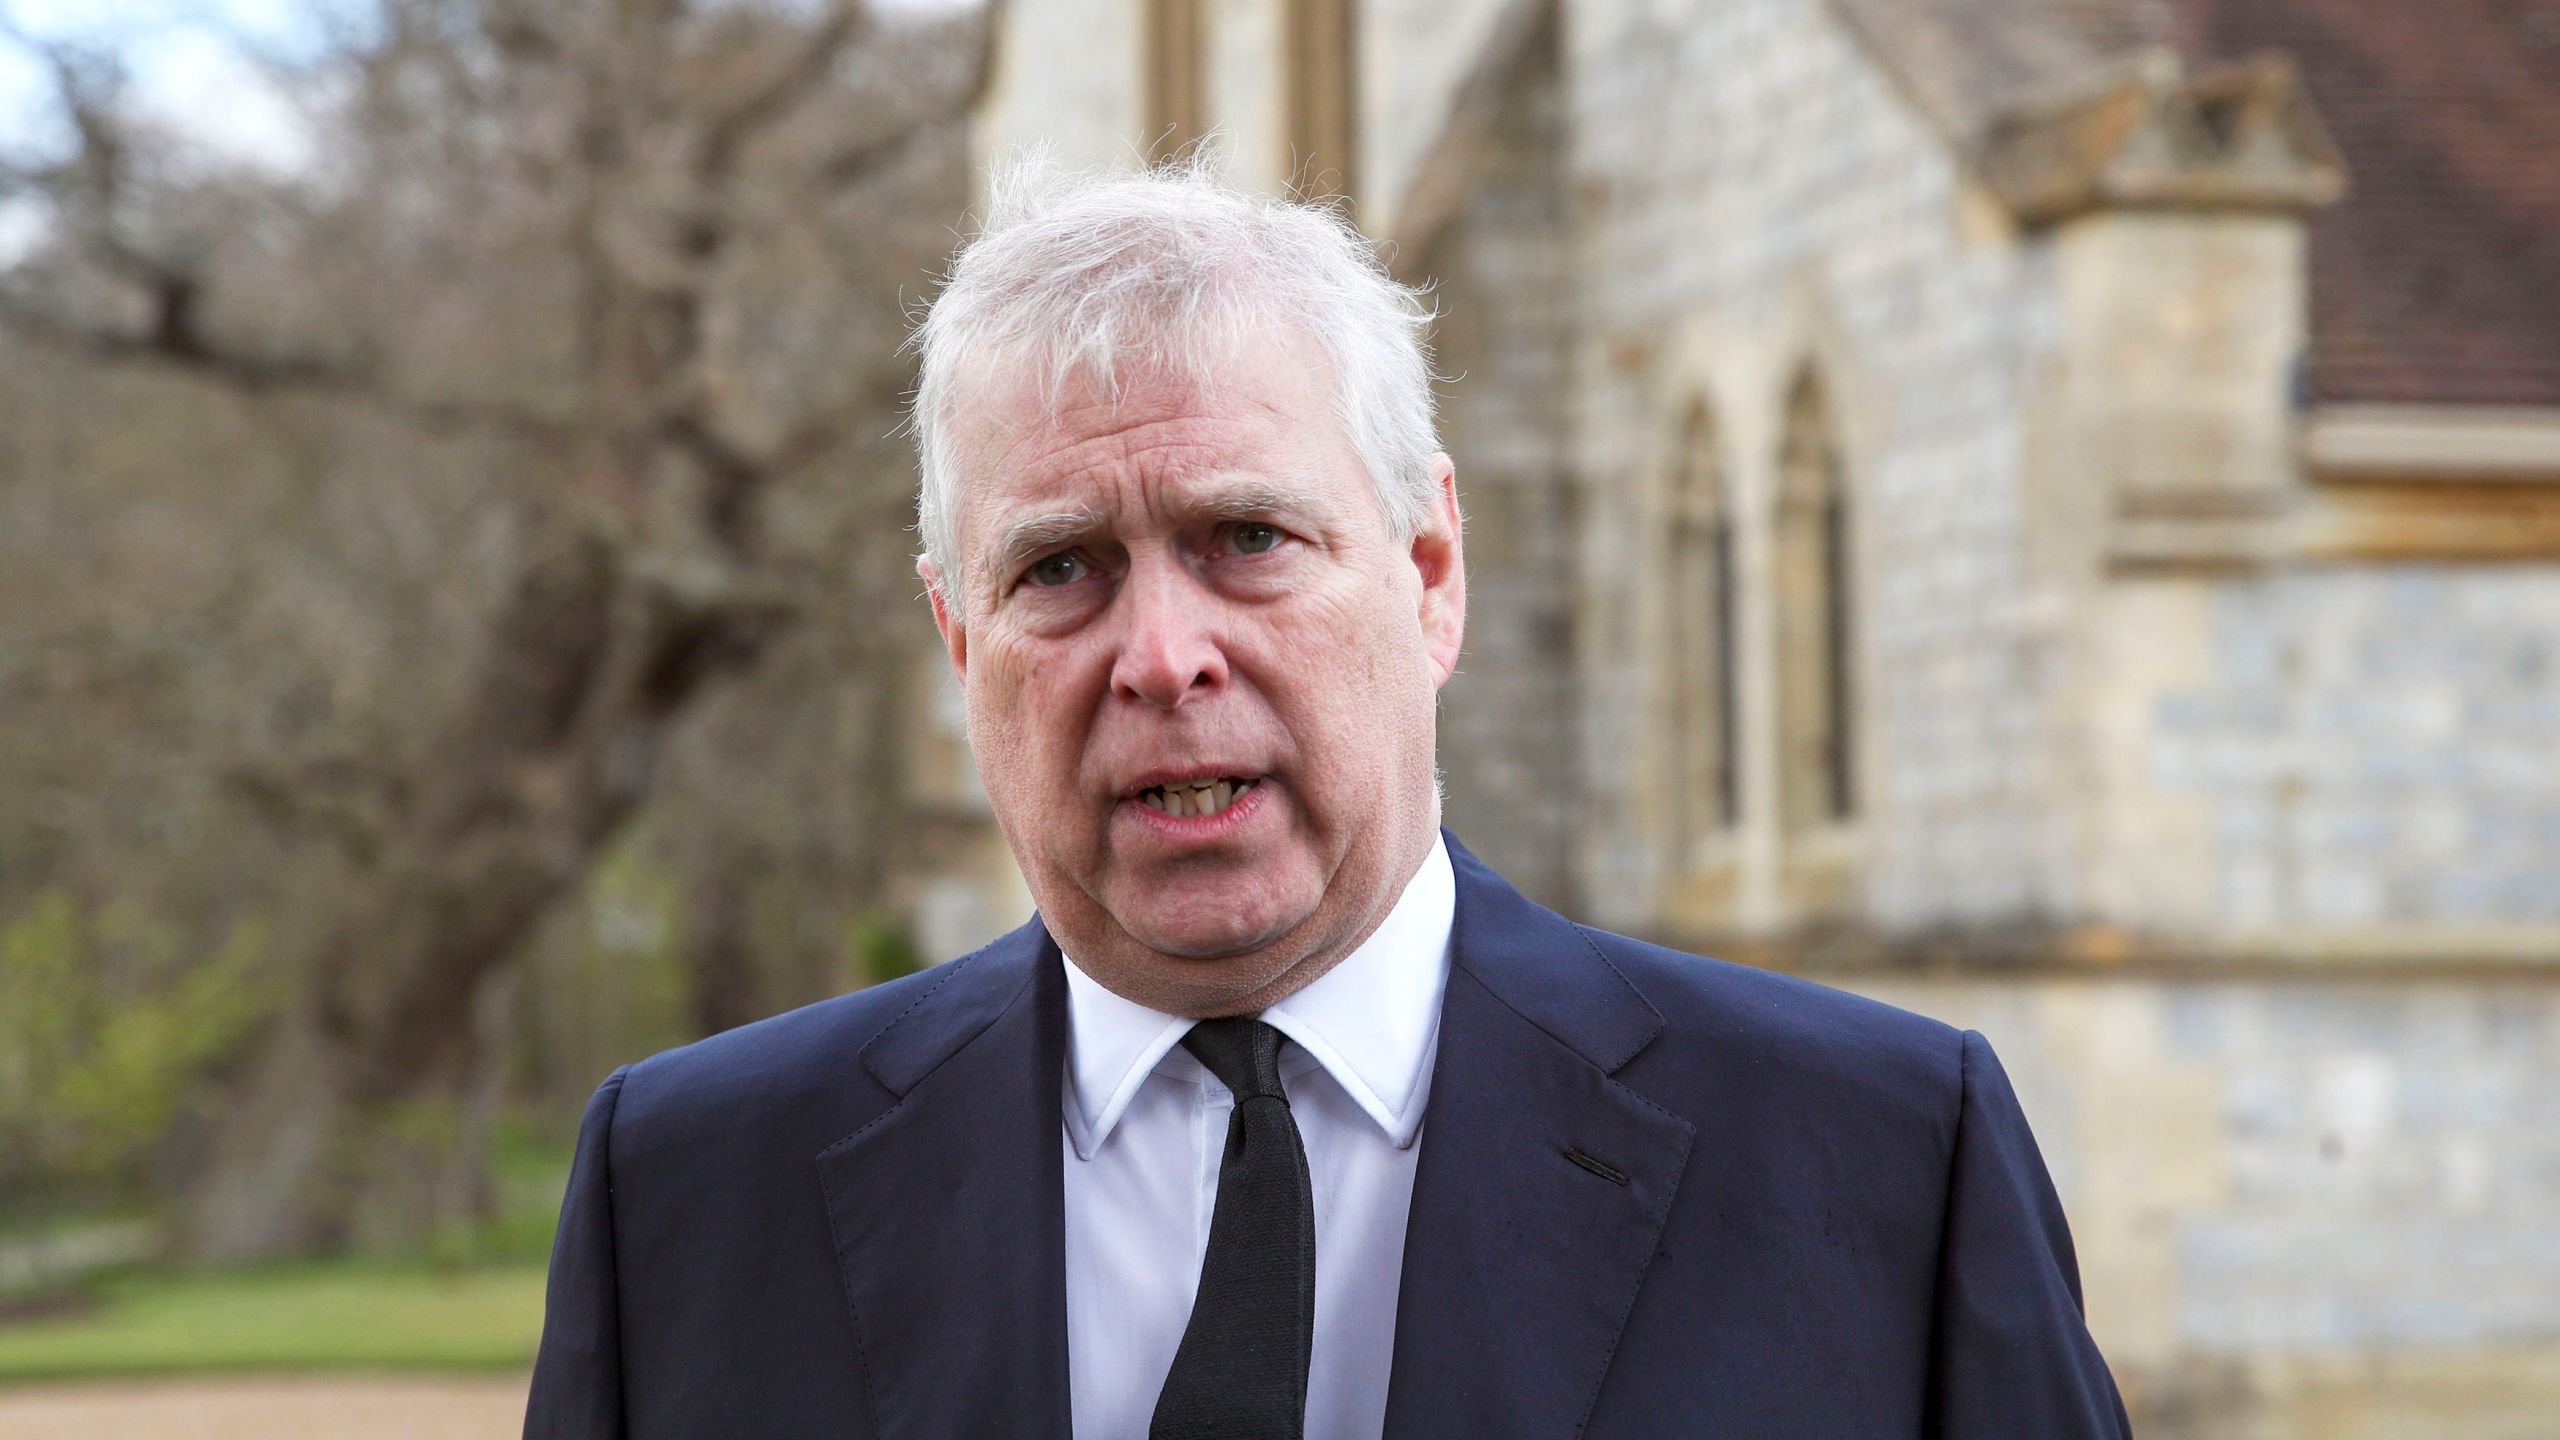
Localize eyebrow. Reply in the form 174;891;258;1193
1188;479;1321;527
985;502;1112;589
979;479;1323;588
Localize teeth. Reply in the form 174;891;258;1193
1139;778;1256;819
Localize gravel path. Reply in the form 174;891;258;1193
0;1374;529;1439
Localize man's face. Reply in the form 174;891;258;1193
922;330;1464;1017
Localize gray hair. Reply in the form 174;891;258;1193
908;151;1443;590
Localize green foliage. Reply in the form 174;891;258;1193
463;1123;575;1268
553;842;690;1071
409;1120;574;1273
845;909;925;988
0;892;277;1196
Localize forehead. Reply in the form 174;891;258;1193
950;330;1363;551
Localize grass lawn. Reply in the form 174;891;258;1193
0;1261;549;1384
0;1134;566;1385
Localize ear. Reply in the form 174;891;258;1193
1412;453;1466;688
919;553;968;680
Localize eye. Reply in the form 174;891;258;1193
1230;522;1283;555
1025;551;1090;587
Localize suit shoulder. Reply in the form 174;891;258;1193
1577;923;1965;1113
607;945;1004;1153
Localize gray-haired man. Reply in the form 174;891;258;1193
526;159;2128;1440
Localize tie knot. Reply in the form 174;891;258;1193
1182;1017;1289;1103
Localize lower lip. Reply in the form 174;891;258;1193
1119;780;1273;841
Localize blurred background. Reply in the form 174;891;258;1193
0;0;2554;1435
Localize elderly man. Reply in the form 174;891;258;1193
525;161;2130;1440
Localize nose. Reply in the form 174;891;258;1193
1109;555;1228;710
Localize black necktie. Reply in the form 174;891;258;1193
1150;1017;1316;1440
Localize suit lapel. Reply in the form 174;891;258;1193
815;920;1072;1439
1383;835;1697;1438
811;839;1692;1438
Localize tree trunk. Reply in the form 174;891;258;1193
181;1009;356;1261
176;530;781;1263
687;854;761;1038
7;0;992;1269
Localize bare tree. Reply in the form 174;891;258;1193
0;0;998;1261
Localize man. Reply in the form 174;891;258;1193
526;159;2131;1439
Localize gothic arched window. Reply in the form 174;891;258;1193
1667;398;1739;858
1775;371;1856;831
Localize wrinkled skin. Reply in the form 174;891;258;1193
920;331;1465;1017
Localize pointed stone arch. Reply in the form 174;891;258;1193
1665;393;1742;862
1774;367;1858;835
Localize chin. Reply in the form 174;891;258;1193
1114;882;1308;961
1105;853;1307;949
1122;908;1295;962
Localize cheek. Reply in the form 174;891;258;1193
1314;573;1421;687
970;635;1102;789
1272;580;1430;766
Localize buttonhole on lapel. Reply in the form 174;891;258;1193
1564;1147;1629;1186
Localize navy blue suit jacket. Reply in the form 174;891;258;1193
526;833;2130;1437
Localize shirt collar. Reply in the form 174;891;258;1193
1059;834;1455;1161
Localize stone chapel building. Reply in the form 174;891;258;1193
920;1;2560;1432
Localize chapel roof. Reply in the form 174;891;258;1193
1834;0;2560;409
2154;0;2560;408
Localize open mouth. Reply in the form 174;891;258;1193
1134;776;1259;820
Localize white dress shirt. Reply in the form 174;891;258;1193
1060;836;1456;1440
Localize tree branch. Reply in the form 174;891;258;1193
0;286;574;440
15;33;181;292
0;285;353;391
696;0;876;185
814;121;929;190
658;361;906;552
813;1;1004;190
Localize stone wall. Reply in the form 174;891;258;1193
1539;3;2560;1432
1560;0;2074;936
2086;568;2560;940
1853;970;2560;1439
1204;0;1287;187
1418;25;1584;908
972;0;1142;174
962;13;2560;1431
1360;0;1518;235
